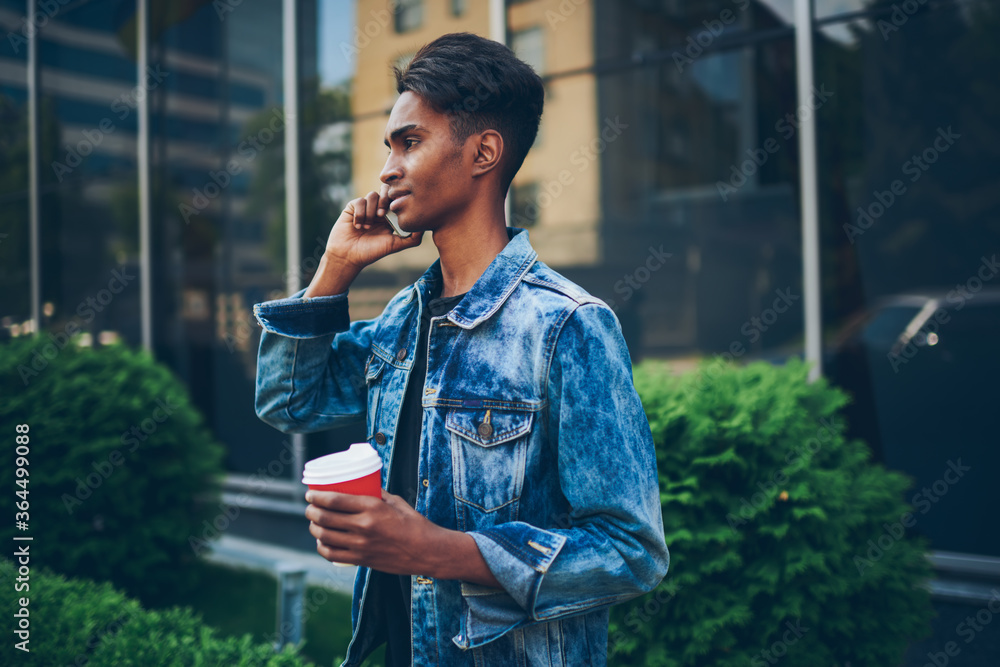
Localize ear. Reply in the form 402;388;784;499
470;130;504;179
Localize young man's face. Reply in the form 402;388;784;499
380;91;474;233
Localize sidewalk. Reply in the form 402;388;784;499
202;533;357;595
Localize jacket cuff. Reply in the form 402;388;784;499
252;288;351;338
456;525;566;648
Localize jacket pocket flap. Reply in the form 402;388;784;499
445;408;534;447
365;354;386;383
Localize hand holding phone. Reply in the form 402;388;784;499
384;210;411;238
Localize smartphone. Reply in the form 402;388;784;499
385;210;411;238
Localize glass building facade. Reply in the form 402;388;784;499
2;0;998;563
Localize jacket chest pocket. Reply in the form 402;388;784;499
446;408;533;524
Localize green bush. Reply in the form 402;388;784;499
88;606;307;666
609;359;933;666
0;556;141;665
0;559;308;666
0;335;225;601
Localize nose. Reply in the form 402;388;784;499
380;153;402;185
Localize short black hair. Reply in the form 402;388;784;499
393;32;544;194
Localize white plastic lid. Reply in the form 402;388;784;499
302;443;382;486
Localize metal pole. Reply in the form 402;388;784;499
27;0;41;335
137;0;153;352
283;0;305;493
283;0;300;296
274;563;306;650
489;0;511;223
794;0;822;382
489;0;506;45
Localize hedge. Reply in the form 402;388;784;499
0;559;308;666
608;359;933;666
0;335;225;602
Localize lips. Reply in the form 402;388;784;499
388;193;410;212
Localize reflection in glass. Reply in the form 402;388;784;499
818;0;1000;557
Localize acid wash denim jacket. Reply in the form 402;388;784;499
253;226;669;666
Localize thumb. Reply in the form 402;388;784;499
392;231;424;250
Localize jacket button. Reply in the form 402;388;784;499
477;422;493;439
374;432;386;445
396;348;407;362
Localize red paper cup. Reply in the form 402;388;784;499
303;443;383;567
306;468;382;497
302;443;383;498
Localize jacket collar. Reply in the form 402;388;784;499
414;226;537;330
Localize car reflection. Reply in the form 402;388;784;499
824;289;1000;558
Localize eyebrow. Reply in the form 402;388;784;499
384;124;425;147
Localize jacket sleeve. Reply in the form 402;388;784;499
253;288;378;434
460;301;669;645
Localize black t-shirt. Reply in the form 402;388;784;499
378;286;466;667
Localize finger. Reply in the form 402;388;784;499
390;230;423;251
304;505;357;530
316;538;357;566
377;183;390;217
344;198;361;230
305;490;374;513
363;191;380;228
309;521;359;548
352;197;367;229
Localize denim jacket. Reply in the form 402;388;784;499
253;227;669;666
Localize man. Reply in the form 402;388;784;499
253;32;668;666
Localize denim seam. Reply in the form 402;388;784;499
541;304;580;406
453;254;537;328
454;492;521;513
429;398;542;411
283;338;302;426
445;413;534;445
521;274;588;304
535;593;631;620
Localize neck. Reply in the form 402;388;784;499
432;199;509;298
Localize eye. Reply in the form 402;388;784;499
404;138;419;149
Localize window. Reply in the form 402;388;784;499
510;26;545;75
394;0;423;33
